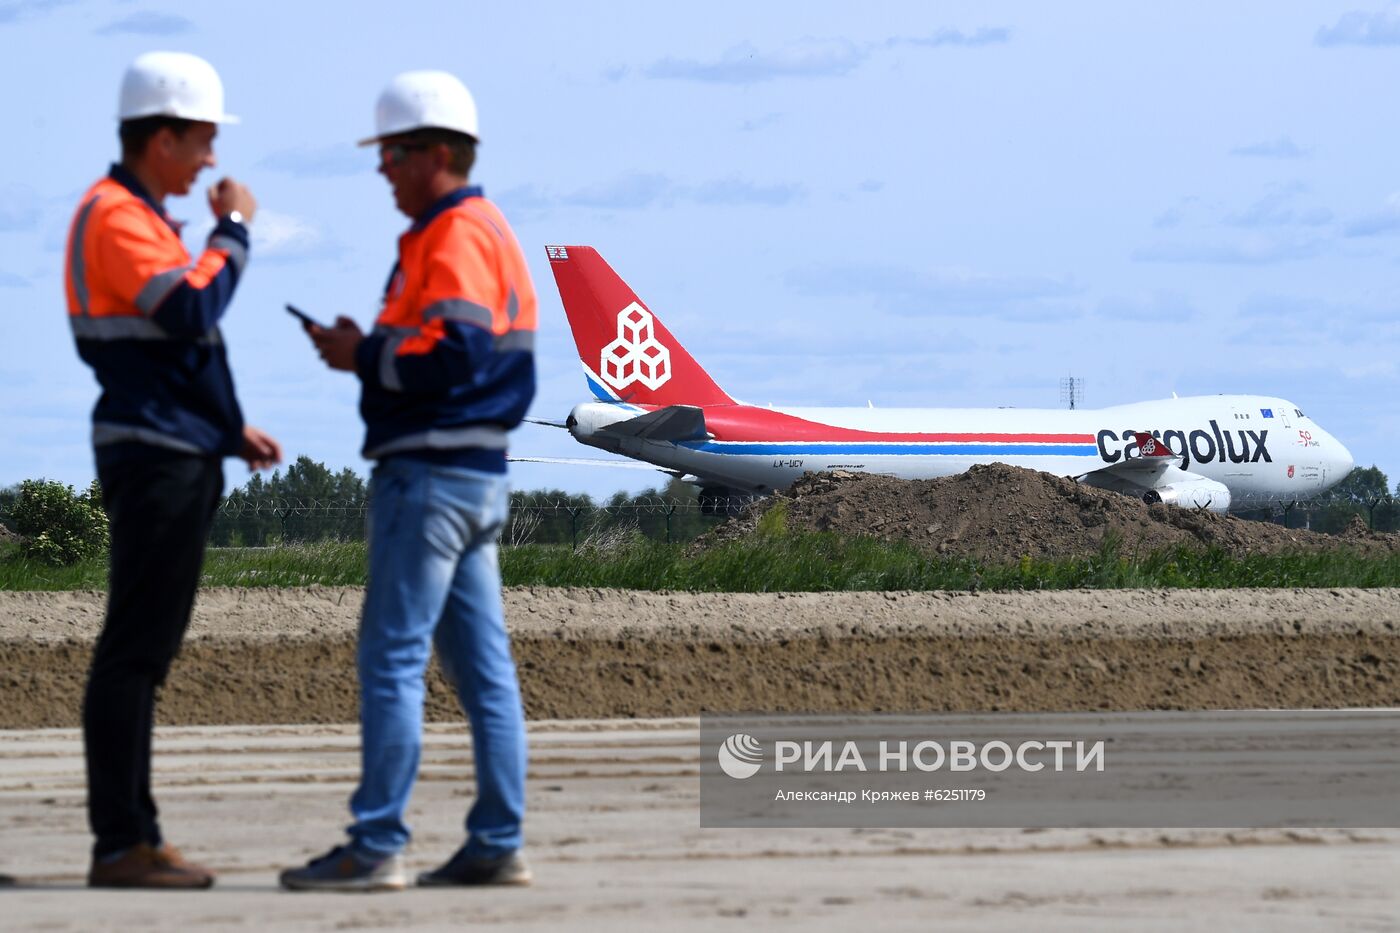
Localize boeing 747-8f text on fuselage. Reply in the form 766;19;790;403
539;245;1354;515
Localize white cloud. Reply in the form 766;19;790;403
249;210;340;263
1097;290;1198;322
1133;233;1324;265
0;184;40;231
786;261;1082;319
496;173;805;217
1342;360;1398;379
0;0;73;27
1230;137;1307;158
257;145;368;179
95;11;194;36
636;29;1010;85
1316;9;1400;46
1226;184;1333;229
1344;192;1400;237
645;39;867;84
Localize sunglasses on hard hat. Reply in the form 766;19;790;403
378;142;430;168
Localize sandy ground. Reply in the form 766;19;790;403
0;718;1396;932
1;587;1398;726
3;588;1399;929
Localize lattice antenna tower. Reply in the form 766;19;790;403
1059;376;1084;410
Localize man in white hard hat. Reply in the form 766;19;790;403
63;50;282;888
280;71;536;892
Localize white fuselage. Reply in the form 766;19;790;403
569;394;1353;509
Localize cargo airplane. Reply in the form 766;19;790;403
533;245;1354;515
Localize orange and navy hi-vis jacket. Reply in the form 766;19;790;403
353;186;536;471
64;165;248;468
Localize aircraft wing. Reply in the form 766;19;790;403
508;456;677;473
596;405;709;442
1078;431;1175;485
1077;431;1231;511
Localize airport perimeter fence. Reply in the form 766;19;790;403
203;491;1398;550
208;495;743;548
0;490;1392;555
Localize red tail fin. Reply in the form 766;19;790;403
1133;432;1173;458
546;245;734;407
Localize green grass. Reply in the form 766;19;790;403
201;542;369;587
0;548;109;590
0;541;369;591
501;532;1400;591
2;533;1399;592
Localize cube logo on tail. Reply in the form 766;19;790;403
601;303;671;391
548;245;734;407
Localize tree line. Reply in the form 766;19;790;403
2;458;1398;563
209;457;720;546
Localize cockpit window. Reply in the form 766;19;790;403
1294;408;1306;418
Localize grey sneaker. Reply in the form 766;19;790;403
279;845;407;892
416;848;532;887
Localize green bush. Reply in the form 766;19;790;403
11;479;108;566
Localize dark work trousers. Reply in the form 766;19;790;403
84;453;223;858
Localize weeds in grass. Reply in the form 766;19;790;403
576;518;644;555
755;500;789;538
503;508;543;548
200;541;367;587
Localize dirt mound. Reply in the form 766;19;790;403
1;588;1398;727
700;465;1400;564
1336;513;1396;543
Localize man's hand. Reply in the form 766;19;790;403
240;424;283;471
309;316;365;372
208;178;257;223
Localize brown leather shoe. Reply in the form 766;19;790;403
88;842;216;889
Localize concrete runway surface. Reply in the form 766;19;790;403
0;719;1396;932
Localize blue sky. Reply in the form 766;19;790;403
3;1;1399;498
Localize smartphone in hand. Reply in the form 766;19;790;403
285;304;324;329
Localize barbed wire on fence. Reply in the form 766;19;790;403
216;497;369;517
1230;491;1397;508
1230;490;1398;531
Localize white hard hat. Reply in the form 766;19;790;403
118;51;238;124
357;70;478;146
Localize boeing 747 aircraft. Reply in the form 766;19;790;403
537;245;1354;515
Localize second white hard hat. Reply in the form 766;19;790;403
118;51;238;124
357;70;478;146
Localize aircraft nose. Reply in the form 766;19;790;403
1333;438;1354;478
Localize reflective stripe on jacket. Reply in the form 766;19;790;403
354;187;537;462
64;165;247;461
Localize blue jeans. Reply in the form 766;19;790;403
347;457;526;858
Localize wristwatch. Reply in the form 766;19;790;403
225;210;245;226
